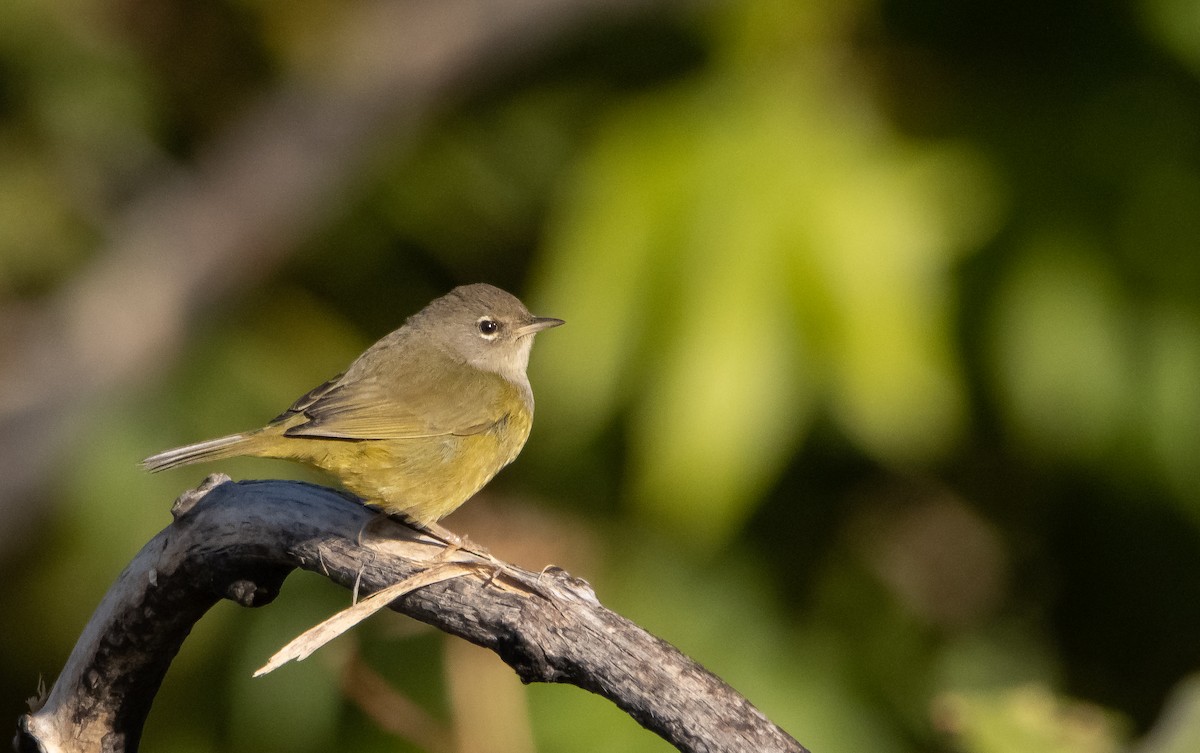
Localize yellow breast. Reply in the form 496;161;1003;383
297;398;533;526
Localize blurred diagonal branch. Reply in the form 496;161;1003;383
0;0;688;549
14;476;807;753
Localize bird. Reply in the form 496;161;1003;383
142;283;563;534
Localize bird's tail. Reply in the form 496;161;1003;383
140;432;255;472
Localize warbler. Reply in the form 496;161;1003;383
142;283;563;528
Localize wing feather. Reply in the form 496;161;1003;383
275;350;516;441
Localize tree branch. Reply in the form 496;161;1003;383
13;476;807;753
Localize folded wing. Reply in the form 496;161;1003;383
275;359;511;440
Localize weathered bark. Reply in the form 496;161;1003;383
14;475;807;753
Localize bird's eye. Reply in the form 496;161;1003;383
477;317;499;337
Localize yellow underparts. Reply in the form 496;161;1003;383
243;412;532;527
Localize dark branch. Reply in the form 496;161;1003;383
14;476;807;753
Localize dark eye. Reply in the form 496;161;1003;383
478;318;499;335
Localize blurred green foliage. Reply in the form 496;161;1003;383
3;0;1200;751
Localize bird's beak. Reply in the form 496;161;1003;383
516;316;565;337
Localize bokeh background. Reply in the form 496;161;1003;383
3;0;1200;751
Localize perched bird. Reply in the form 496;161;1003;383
142;283;563;529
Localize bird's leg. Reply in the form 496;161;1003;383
420;521;483;557
356;510;393;546
357;508;538;595
355;508;473;553
396;517;524;587
377;514;480;556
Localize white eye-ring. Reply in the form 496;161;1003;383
476;316;500;340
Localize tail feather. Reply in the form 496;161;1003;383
141;433;253;472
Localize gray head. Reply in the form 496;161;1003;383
413;283;563;381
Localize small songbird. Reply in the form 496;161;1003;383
142;283;563;529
